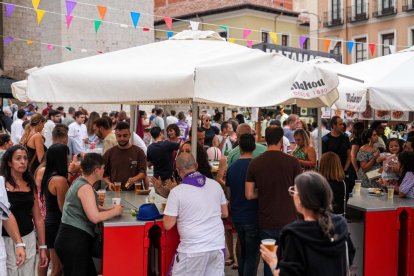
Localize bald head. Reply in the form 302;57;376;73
176;153;197;175
236;123;252;139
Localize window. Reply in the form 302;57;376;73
382;0;394;9
282;34;289;46
332;0;341;20
355;37;367;62
411;29;414;46
382;33;394;56
355;0;366;14
261;31;270;43
332;41;342;55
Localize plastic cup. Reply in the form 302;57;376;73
114;182;122;192
135;182;143;193
354;181;362;193
97;190;106;206
112;198;121;206
261;239;276;252
387;186;394;199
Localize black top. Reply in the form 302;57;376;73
278;215;355;276
322;133;350;169
147;141;180;181
2;191;34;237
328;180;353;215
350;137;363;148
201;126;219;147
45;175;63;225
27;145;46;175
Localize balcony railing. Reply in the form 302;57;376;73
373;1;397;17
347;3;369;22
323;9;344;27
402;0;414;11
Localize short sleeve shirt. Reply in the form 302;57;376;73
322;133;350;169
147;141;180;180
400;172;414;198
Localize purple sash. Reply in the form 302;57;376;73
181;171;206;187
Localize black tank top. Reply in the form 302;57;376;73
2;191;34;237
45;175;63;224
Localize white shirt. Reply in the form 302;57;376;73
152;116;165;130
43;120;55;148
166;116;178;126
0;176;10;237
132;133;147;155
68;122;88;151
311;128;330;159
282;136;291;154
276;113;289;125
217;135;233;154
164;178;227;254
10;119;24;145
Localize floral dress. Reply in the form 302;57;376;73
357;149;381;188
293;146;311;171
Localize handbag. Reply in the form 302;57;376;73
92;222;103;259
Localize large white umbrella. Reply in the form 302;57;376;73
23;30;339;108
306;58;367;112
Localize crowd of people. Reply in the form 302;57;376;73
0;102;413;276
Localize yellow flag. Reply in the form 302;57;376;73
27;40;33;45
36;9;45;25
269;32;278;44
32;0;41;10
228;38;235;43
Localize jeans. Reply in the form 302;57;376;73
234;223;260;276
260;229;281;276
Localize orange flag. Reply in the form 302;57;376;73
324;39;331;52
97;6;107;20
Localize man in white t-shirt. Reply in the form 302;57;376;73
43;109;62;148
163;153;228;276
275;105;289;125
10;110;26;145
166;110;178;127
269;120;291;154
68;111;88;155
151;108;165;130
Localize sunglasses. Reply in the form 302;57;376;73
204;119;211;122
288;186;297;196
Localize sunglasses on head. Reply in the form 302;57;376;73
288;186;297;196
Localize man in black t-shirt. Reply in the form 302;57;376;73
322;116;351;172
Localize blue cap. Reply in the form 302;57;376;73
136;203;163;221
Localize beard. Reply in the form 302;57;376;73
118;141;128;147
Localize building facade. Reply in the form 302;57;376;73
318;0;414;64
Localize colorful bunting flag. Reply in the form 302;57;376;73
4;37;13;45
228;38;235;43
243;29;251;39
66;15;73;29
190;21;199;31
299;35;307;49
130;12;140;29
142;27;150;32
94;20;102;33
324;39;331;52
65;46;72;52
219;25;228;33
27;40;33;45
269;32;277;44
65;1;76;16
163;17;172;29
32;0;41;10
368;43;375;56
97;6;107;20
247;40;253;48
47;44;53;51
167;31;173;39
347;41;354;54
5;4;16;17
36;9;45;26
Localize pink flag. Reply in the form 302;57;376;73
247;40;253;48
163;17;172;29
47;44;54;51
66;15;73;29
243;29;251;39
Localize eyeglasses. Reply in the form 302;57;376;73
288;186;297;196
204;119;211;122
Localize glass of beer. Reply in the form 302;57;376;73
354;180;362;193
114;182;121;193
135;182;142;194
262;239;276;252
97;190;106;206
387;185;394;199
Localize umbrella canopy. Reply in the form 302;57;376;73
306;58;367;112
25;30;339;108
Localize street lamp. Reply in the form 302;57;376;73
298;10;322;51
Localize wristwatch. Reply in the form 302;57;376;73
15;243;26;248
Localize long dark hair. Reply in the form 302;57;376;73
0;145;35;191
361;128;375;145
295;172;335;241
40;144;69;202
351;122;364;141
398;151;414;182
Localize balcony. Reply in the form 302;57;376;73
402;0;414;11
347;3;369;22
373;1;397;17
323;9;344;27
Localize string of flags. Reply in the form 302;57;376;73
1;0;408;54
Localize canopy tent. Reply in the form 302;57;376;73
21;30;340;108
306;58;367;112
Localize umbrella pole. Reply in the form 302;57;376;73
130;105;136;143
317;108;322;170
191;101;198;160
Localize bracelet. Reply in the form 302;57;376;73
39;245;47;250
15;243;25;248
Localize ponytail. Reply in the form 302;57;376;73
317;208;335;242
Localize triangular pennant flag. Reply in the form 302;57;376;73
27;40;33;45
299;35;307;49
347;41;354;54
47;44;53;51
228;38;235;43
269;32;278;44
190;21;199;31
65;46;72;52
167;31;173;39
4;37;13;45
97;6;107;20
368;43;376;56
5;4;16;17
32;0;41;10
324;39;331;52
94;20;102;33
66;1;76;16
130;12;140;29
243;29;252;39
36;9;45;26
66;15;73;29
389;45;396;54
142;27;150;32
247;40;253;48
163;17;172;29
219;25;228;32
